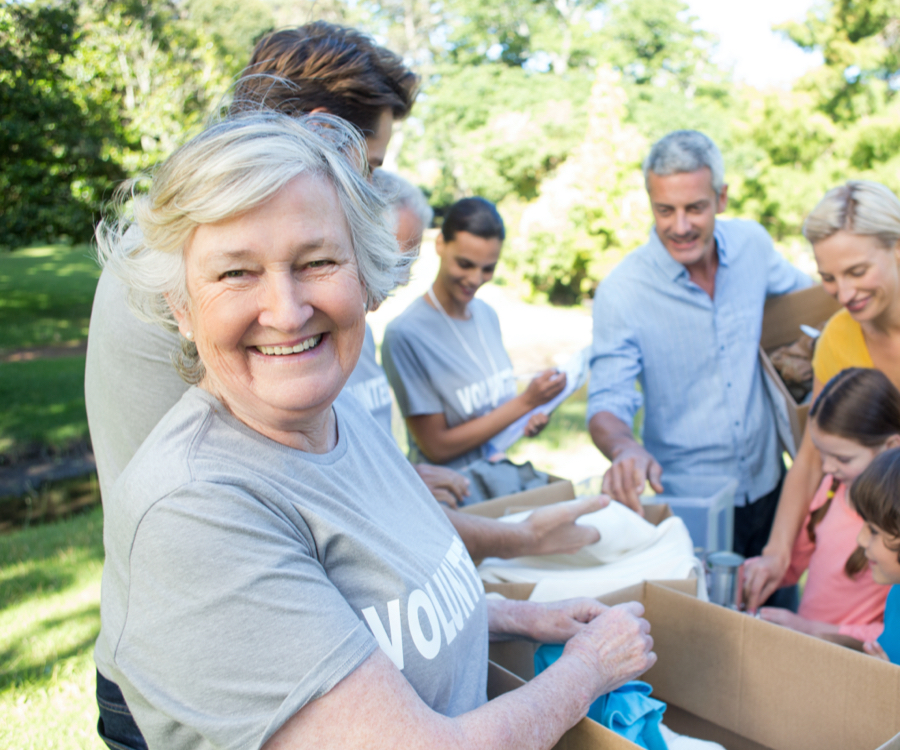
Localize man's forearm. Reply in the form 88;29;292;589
588;411;639;460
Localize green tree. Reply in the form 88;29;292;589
0;0;125;248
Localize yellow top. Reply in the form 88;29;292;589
812;308;874;385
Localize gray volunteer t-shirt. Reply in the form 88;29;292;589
382;296;516;470
342;323;393;435
94;389;488;750
85;268;189;501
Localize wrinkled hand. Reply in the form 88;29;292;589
523;370;566;409
524;496;609;555
563;602;656;698
741;554;788;614
414;464;470;509
524;411;550;438
758;607;815;635
864;640;890;661
522;598;609;643
601;444;663;515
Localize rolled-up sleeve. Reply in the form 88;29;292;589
586;281;643;426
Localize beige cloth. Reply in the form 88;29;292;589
479;501;707;602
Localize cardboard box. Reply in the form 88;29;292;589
760;285;842;455
488;581;900;750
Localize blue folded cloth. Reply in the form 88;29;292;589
535;644;668;750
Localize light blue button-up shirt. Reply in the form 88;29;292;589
587;218;812;505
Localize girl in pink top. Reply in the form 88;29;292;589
759;368;900;646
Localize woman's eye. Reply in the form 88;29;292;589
849;267;867;277
307;259;334;269
222;270;245;279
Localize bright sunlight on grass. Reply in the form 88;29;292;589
0;244;100;351
0;506;105;750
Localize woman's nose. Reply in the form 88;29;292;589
258;274;313;331
835;278;857;305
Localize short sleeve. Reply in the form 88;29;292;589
762;227;813;297
382;325;444;417
114;483;376;750
586;280;644;426
812;310;873;384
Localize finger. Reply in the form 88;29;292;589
432;489;458;509
603;464;626;504
622;467;645;515
613;601;645;618
648;460;664;494
567;495;605;518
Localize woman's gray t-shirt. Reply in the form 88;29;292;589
94;389;489;750
382;296;516;470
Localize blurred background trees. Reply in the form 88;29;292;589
3;0;900;301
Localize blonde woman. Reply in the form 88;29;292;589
744;181;900;610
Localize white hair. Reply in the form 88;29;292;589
803;180;900;249
371;169;433;230
642;130;726;195
95;112;406;382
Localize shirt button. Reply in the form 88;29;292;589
734;421;739;426
720;345;725;351
727;382;732;387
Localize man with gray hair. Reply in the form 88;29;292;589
587;130;811;565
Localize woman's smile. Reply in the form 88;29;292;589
254;333;325;356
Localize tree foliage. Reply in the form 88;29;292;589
0;0;124;248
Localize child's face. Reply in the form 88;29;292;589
857;522;900;584
809;421;884;484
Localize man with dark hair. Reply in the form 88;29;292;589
232;22;419;170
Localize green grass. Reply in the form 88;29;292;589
0;357;89;454
0;244;100;351
0;506;105;750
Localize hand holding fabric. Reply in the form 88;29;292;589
563;602;657;698
524;495;608;555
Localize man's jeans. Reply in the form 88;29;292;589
96;670;148;750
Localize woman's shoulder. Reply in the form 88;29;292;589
813;308;872;382
384;296;434;338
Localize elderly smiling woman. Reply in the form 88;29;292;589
92;112;655;750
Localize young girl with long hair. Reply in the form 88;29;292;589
758;368;900;645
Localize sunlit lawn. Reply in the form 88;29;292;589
0;357;90;455
0;244;99;455
0;506;105;750
0;244;100;352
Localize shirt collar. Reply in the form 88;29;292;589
648;221;729;282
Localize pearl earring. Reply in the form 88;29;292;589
184;331;194;340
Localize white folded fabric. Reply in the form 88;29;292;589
659;722;726;749
480;502;708;602
499;500;662;564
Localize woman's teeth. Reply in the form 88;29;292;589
257;335;322;356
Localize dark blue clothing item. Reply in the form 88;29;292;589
878;585;900;664
535;645;667;750
96;670;148;750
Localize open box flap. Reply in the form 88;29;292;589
640;583;900;750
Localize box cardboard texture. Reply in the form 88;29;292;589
760;285;841;454
487;582;900;750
